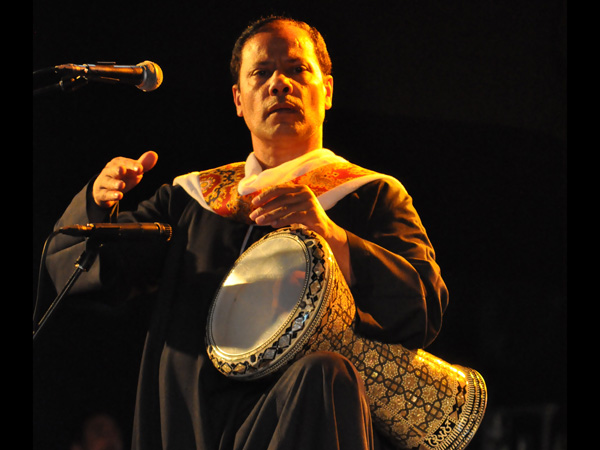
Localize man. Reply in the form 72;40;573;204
46;16;448;450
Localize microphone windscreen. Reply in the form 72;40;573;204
137;61;163;92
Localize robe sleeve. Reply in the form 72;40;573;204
338;179;448;350
45;181;112;296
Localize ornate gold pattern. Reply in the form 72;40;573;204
196;162;380;223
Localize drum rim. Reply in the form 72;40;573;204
206;231;311;359
206;227;334;379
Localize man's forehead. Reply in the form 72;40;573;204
241;25;316;62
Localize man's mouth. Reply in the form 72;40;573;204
267;101;301;115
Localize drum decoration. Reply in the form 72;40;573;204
206;227;487;450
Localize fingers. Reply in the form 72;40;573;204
249;184;315;227
93;181;125;207
92;152;159;208
249;184;353;286
251;184;306;208
250;201;304;227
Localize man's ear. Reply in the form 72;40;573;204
324;75;333;110
232;84;244;117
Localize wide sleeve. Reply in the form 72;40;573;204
45;181;112;296
335;179;449;350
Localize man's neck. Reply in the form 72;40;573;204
251;136;323;169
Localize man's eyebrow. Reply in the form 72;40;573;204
252;57;306;66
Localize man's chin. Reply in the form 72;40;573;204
264;122;305;139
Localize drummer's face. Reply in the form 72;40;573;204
232;22;333;157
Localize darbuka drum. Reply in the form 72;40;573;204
206;227;487;450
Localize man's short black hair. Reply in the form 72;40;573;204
230;15;332;85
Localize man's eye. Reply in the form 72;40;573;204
252;69;269;77
294;66;307;74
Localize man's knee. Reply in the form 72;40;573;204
290;351;363;389
256;352;373;450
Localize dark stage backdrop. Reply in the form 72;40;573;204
33;1;567;449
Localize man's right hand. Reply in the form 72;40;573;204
92;151;159;208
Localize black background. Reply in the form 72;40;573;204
33;1;567;448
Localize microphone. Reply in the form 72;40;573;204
58;223;173;241
54;61;163;92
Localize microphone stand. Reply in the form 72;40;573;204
32;238;101;342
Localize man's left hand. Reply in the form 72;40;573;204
249;184;354;285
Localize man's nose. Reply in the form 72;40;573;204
269;71;293;96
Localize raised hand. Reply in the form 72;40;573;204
92;151;158;208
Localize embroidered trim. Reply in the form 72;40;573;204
195;162;381;223
173;150;404;224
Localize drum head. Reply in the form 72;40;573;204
209;233;309;357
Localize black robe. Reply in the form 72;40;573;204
46;177;448;450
